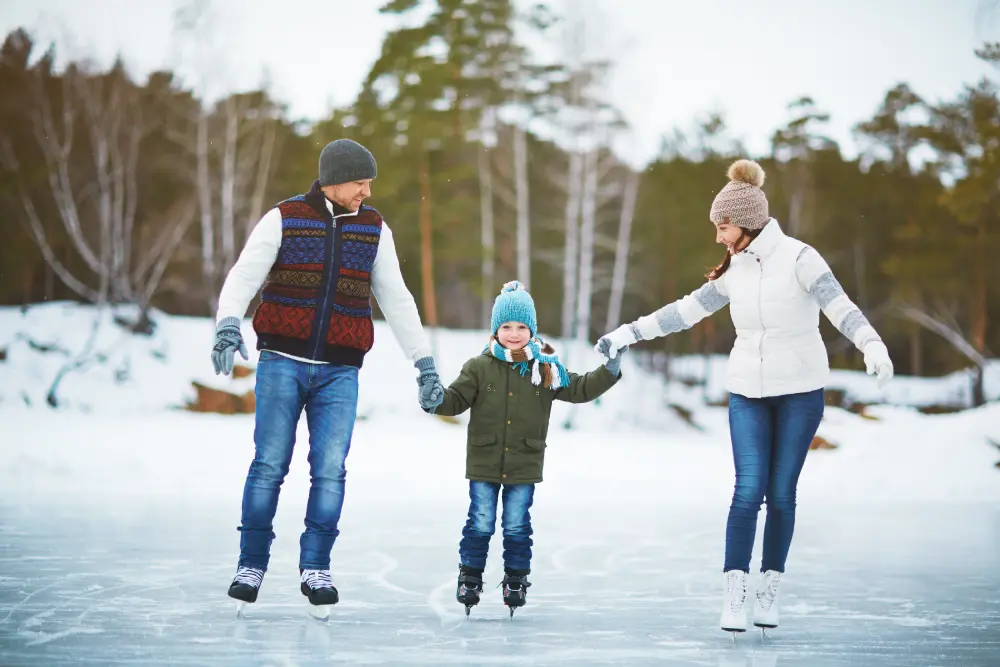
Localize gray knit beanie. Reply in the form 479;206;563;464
318;139;377;186
709;159;769;230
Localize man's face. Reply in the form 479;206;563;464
324;179;373;212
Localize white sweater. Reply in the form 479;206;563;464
630;219;881;398
216;199;432;364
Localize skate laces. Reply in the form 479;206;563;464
725;571;746;613
233;567;264;588
301;569;333;590
757;571;781;610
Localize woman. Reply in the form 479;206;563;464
595;159;893;634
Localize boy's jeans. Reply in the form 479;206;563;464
459;481;535;572
238;351;359;572
724;388;825;573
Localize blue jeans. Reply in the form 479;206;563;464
724;388;825;573
459;481;535;573
238;351;359;571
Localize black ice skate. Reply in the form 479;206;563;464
300;569;339;620
228;566;264;616
456;566;484;617
501;570;531;618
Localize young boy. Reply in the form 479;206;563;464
428;281;626;617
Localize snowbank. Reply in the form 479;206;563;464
0;302;696;433
2;301;997;425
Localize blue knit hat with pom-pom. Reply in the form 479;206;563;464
491;280;537;337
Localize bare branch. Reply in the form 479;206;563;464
18;185;103;302
132;196;198;285
0;134;19;170
47;305;106;408
493;179;518;210
138;198;199;307
896;303;988;367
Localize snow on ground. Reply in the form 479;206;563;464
1;302;999;665
667;352;1000;410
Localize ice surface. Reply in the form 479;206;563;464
2;411;999;666
1;499;998;666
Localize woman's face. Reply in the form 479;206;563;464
715;222;746;255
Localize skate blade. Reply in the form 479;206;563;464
235;601;247;618
307;603;332;621
722;627;746;644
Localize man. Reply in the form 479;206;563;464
210;139;444;615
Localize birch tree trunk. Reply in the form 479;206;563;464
478;137;495;328
605;170;639;333
418;151;438;327
788;186;803;238
220;96;239;273
246;112;277;239
560;150;583;340
513;122;530;289
574;144;599;342
196;109;216;309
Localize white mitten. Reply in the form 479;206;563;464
594;324;638;360
863;341;894;389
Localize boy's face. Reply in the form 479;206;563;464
497;321;531;350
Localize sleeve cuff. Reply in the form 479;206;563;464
217;316;242;331
414;356;436;372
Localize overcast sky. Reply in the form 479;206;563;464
2;0;997;167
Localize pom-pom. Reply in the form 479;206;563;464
727;159;765;187
501;280;526;293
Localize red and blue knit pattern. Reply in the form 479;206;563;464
252;191;383;362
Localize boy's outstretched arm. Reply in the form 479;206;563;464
429;357;481;416
554;349;626;404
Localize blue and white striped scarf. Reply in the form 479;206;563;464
484;337;571;390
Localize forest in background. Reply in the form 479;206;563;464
1;1;998;404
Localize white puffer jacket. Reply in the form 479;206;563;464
629;219;882;398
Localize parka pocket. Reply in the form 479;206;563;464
501;437;547;482
470;433;497;447
466;433;502;480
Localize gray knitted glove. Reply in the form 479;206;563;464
604;345;628;377
212;316;248;376
415;357;444;410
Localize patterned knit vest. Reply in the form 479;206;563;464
251;180;383;367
